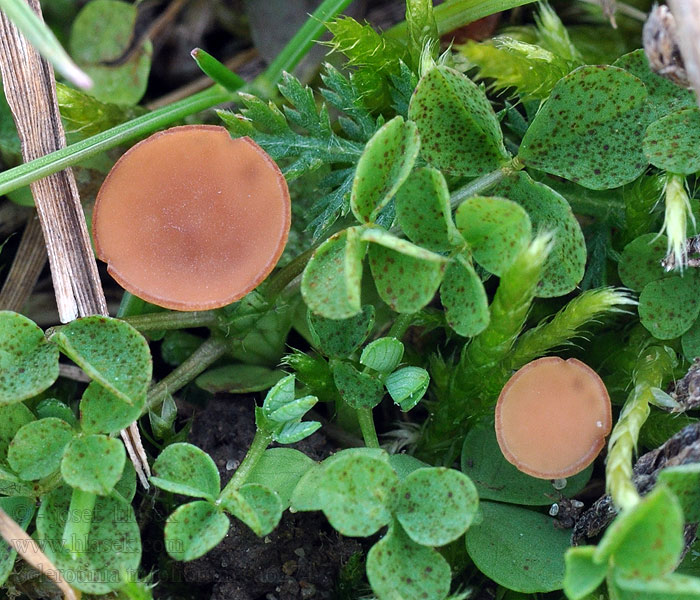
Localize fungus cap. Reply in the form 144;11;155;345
495;356;612;480
92;125;291;311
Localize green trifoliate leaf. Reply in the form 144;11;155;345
8;418;73;481
563;546;608;600
219;483;283;536
360;337;404;373
396;467;478;546
440;256;489;337
245;448;316;509
80;381;144;435
50;316;151;405
351;116;420;223
643;107;700;174
491;172;586;297
455;196;531;276
261;374;295;414
318;453;398;536
164;500;229;561
0;404;34;464
395;167;461;252
364;228;447;313
70;0;151;105
332;361;385;409
658;464;700;521
408;65;510;176
367;523;451;600
36;486;141;593
273;420;321;444
384;366;429;411
151;442;220;501
594;486;683;578
266;395;317;424
301;227;367;319
613;49;695;123
0;496;34;587
389;454;430;480
195;364;285;394
0;311;59;405
308;305;375;357
639;274;700;339
465;501;571;593
619;234;671;292
61;434;125;495
519;65;649;190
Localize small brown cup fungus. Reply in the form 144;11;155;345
92;125;291;311
495;356;612;480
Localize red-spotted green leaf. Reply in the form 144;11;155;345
245;448;315;509
151;442;220;501
49;316;151;405
613;49;695;123
8;418;74;481
440;256;489;337
613;572;700;599
0;311;58;405
301;227;367;319
0;403;34;464
219;483;283;536
594;486;683;579
318;452;398;536
367;523;451;600
332;361;385;409
351;116;420;223
643;107;700;174
455;196;531;276
0;496;34;586
619;234;671;292
491;172;586;296
519;65;649;190
396;467;478;546
61;434;125;495
80;381;144;435
164;500;229;561
408;65;509;176
307;305;375;357
639;274;700;339
657;464;700;522
396;167;461;252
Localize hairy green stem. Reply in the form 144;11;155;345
387;313;415;340
0;0;354;196
449;163;516;210
606;346;674;511
123;310;218;332
145;336;228;413
356;407;380;448
218;429;273;499
62;488;96;560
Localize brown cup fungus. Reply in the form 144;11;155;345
92;125;291;311
495;356;612;480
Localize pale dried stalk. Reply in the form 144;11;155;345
0;507;79;600
0;213;46;311
669;0;700;103
0;0;149;513
0;0;107;322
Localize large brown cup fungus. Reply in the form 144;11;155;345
92;125;291;311
495;356;612;480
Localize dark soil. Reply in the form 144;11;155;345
173;396;362;600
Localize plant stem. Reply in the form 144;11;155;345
449;164;515;210
387;313;415;340
144;336;228;413
61;488;96;560
123;310;218;332
356;407;380;448
218;429;273;499
0;0;354;196
264;245;318;301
